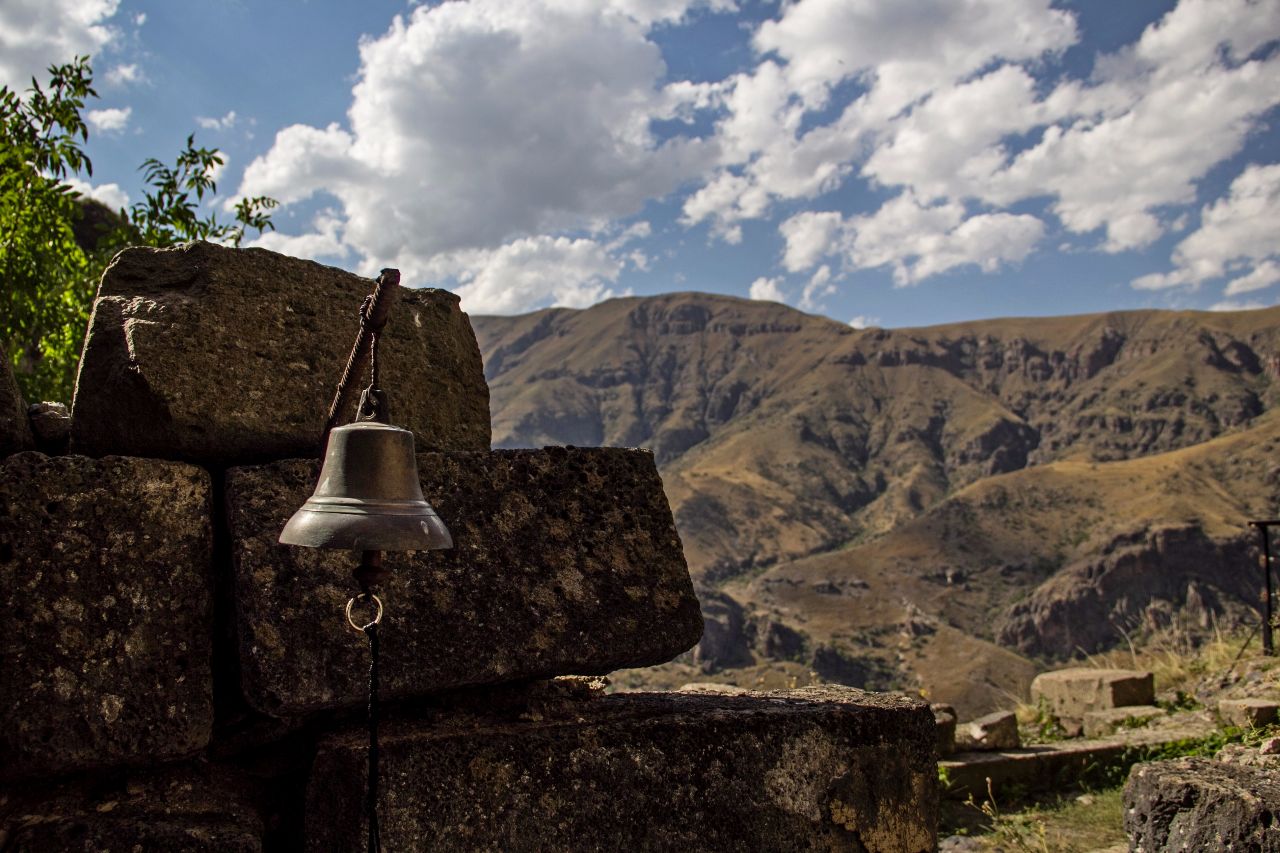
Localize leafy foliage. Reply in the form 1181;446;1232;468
0;57;277;402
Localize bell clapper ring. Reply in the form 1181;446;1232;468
345;593;384;633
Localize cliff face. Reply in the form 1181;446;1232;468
474;295;1280;713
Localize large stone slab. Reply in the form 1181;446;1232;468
72;241;490;465
0;453;214;780
305;686;938;852
1124;758;1280;851
226;447;703;715
0;348;33;456
0;765;262;851
1030;668;1153;735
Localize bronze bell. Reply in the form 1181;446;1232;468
279;420;452;552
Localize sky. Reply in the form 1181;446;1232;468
3;0;1279;329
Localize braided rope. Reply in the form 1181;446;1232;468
323;269;400;441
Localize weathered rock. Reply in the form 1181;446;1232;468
305;687;938;852
72;241;489;465
956;710;1020;751
1082;704;1165;738
1124;758;1280;851
1218;697;1279;729
27;401;70;454
0;349;33;456
1030;668;1153;736
933;703;957;756
0;765;262;851
692;589;753;671
0;453;214;780
226;447;703;715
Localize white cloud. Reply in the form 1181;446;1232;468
779;210;843;273
196;110;237;131
86;106;131;134
1134;163;1280;293
439;236;626;315
246;210;348;259
799;264;834;310
104;62;142;86
1209;298;1274;312
66;177;128;210
236;0;721;293
0;0;119;91
748;275;785;302
848;314;880;329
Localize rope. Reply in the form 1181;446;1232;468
324;269;399;440
364;621;382;853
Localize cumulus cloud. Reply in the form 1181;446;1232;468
66;177;129;210
196;110;237;131
800;264;834;310
438;236;626;315
848;315;880;329
236;0;723;302
246;210;348;260
1133;163;1280;293
86;106;130;134
1209;298;1274;312
104;62;142;86
748;276;785;302
0;0;119;91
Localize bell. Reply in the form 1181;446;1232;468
279;420;452;552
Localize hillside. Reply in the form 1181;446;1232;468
473;295;1280;714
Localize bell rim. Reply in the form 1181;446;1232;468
293;496;445;517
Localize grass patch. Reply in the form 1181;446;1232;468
942;783;1125;852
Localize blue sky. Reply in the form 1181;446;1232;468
4;0;1279;328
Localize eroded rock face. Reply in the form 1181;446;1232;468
226;447;703;715
1124;758;1280;851
0;350;33;456
72;241;490;465
0;453;214;780
305;687;938;853
0;765;262;851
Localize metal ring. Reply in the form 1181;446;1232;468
345;593;383;633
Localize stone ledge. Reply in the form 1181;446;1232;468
305;687;938;852
1124;758;1280;851
226;447;703;715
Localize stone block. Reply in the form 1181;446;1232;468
1124;758;1280;851
1082;705;1165;738
1030;668;1154;735
0;453;214;780
933;703;957;756
1218;697;1279;729
0;765;262;851
305;687;938;852
956;710;1019;751
72;241;489;465
226;447;703;715
27;401;70;454
0;349;33;457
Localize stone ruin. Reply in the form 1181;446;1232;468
0;241;937;851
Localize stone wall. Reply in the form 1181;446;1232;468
0;242;937;851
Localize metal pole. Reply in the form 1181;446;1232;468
1262;524;1275;656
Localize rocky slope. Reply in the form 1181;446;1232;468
473;295;1280;714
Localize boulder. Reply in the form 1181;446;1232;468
0;349;33;456
26;401;70;454
0;765;262;851
1030;668;1154;736
71;241;489;465
1124;758;1280;851
0;453;214;780
305;687;938;852
1082;705;1165;738
225;447;703;715
956;710;1020;751
1218;697;1279;729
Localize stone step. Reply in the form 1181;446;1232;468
939;715;1217;800
226;447;703;716
1030;668;1154;736
305;687;938;853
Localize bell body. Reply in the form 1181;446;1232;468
279;421;452;551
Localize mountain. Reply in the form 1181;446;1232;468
472;294;1280;714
